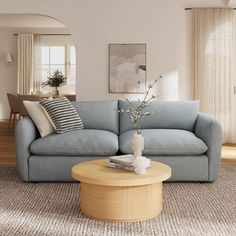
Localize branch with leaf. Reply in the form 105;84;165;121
118;75;162;134
42;70;67;88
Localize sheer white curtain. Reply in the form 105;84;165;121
33;34;42;92
193;8;236;143
17;34;34;94
17;34;41;94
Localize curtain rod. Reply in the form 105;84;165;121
13;33;71;36
185;7;236;10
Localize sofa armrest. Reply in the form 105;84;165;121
15;117;39;181
194;113;222;181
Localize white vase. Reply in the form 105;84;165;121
52;87;59;96
131;132;151;175
131;132;144;158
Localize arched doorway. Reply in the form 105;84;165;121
0;14;76;120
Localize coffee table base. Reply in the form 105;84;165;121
80;182;163;222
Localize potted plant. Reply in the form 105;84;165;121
42;70;67;96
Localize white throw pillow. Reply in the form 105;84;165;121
23;101;55;137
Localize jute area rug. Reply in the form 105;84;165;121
0;165;235;236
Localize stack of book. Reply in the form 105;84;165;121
106;154;135;172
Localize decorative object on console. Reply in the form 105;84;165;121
41;70;67;96
39;97;84;134
109;44;146;93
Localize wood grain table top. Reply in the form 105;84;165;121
72;159;171;187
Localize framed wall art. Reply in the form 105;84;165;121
109;44;146;93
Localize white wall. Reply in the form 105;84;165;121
1;0;233;117
71;0;180;102
0;29;17;119
177;9;194;100
0;0;181;104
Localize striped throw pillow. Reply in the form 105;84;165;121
39;97;84;134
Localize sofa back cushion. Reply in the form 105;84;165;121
72;100;119;134
119;100;199;133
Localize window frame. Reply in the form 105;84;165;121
39;43;76;86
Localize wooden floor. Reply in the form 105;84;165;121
221;144;236;165
0;120;16;165
0;120;235;165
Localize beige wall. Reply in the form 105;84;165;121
177;9;194;100
0;0;196;119
0;29;17;119
0;0;181;101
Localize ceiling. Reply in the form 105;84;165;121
0;14;65;28
0;3;235;29
178;0;236;8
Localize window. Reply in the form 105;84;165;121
69;46;76;84
39;44;76;86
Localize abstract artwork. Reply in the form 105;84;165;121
109;44;146;93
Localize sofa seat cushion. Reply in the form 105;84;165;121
30;129;119;156
119;129;208;156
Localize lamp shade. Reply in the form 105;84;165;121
5;53;12;63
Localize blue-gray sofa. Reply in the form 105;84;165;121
15;100;222;182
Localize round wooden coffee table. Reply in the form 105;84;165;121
72;159;171;222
